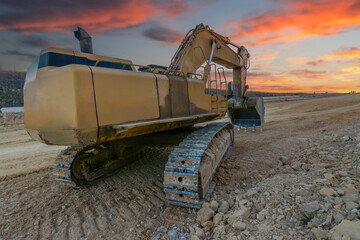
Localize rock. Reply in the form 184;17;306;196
276;215;285;222
256;209;268;221
195;227;205;239
343;159;352;164
218;201;229;213
336;189;345;195
246;189;258;198
227;236;238;240
213;225;226;238
213;213;224;226
202;202;210;208
302;201;320;217
316;178;330;185
334;204;342;210
233;221;246;231
334;197;343;205
311;228;328;240
228;208;250;223
228;198;235;208
342;135;350;141
201;221;214;232
290;161;302;170
319;188;337;197
238;199;248;206
324;173;339;185
319;151;328;156
168;229;177;240
333;213;344;224
282;165;294;173
322;203;331;212
190;236;200;240
273;236;283;240
108;214;114;221
210;200;219;212
197;208;214;224
345;201;359;211
324;173;335;180
157;226;168;232
327;156;337;162
280;156;291;165
342;194;359;203
328;220;360;240
311;217;322;227
342;188;359;196
338;171;348;177
302;163;311;171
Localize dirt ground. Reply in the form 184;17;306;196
1;94;359;239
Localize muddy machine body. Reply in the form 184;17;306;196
24;24;264;208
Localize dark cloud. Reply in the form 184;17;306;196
1;50;36;59
0;0;191;33
16;35;74;49
18;35;53;48
143;25;184;44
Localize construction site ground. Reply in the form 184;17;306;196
1;94;360;239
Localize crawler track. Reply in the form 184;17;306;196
52;147;84;188
52;140;145;187
163;122;233;208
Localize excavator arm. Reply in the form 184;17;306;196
166;24;264;130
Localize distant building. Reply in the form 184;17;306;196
0;107;24;125
0;107;24;113
349;91;357;94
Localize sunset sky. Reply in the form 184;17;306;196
0;0;359;93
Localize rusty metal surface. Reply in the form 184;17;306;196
167;75;190;117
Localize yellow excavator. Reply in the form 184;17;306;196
24;24;264;208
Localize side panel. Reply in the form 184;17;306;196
187;78;211;115
155;74;172;118
167;75;190;117
91;67;160;126
24;65;98;145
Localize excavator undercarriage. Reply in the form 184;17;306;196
24;24;265;208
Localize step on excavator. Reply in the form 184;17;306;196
24;24;265;208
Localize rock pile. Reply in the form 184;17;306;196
150;124;360;239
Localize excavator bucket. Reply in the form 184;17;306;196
228;97;265;132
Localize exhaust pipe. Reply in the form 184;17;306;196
74;27;93;54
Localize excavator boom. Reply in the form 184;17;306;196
166;23;264;130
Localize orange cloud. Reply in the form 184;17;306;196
246;66;359;93
0;0;190;33
340;65;360;74
328;46;360;59
227;0;360;45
